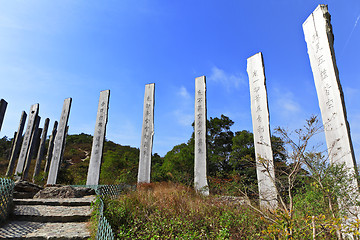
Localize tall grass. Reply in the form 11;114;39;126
100;181;349;239
102;182;268;239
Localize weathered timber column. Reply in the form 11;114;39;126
304;5;359;224
60;125;69;165
194;76;209;196
8;131;17;159
247;52;278;209
0;99;8;131
86;90;110;185
304;6;358;188
137;84;155;184
32;127;42;159
15;104;39;178
6;111;27;176
22;116;41;180
33;118;50;181
47;98;72;184
44;121;58;173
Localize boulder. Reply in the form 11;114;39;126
214;196;250;206
34;185;95;199
73;187;96;196
14;180;43;199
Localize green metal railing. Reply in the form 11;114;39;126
0;178;14;224
72;184;133;240
95;184;133;240
95;195;114;240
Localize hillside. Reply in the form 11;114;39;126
0;133;144;186
0;114;285;193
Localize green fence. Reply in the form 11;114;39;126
95;184;134;240
0;178;14;224
72;184;133;240
95;195;114;240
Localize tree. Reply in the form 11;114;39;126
151;153;165;182
230;130;256;183
239;116;360;239
161;114;235;183
0;136;12;159
160;142;194;184
207;115;234;177
229;130;287;193
161;114;287;190
100;146;140;185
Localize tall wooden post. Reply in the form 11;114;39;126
22;116;41;180
6;111;27;177
33;118;50;182
0;99;7;131
86;90;110;185
47;98;72;184
247;52;278;209
303;4;359;224
194;76;209;196
137;84;155;184
15;104;39;179
44;121;58;173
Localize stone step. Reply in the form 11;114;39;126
14;196;96;206
12;205;92;222
0;221;91;239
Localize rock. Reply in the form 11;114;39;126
14;191;38;199
73;187;96;196
34;185;95;199
14;180;43;199
214;196;250;206
14;180;43;193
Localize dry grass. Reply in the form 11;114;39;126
103;182;266;239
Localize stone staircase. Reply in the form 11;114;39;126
0;196;95;239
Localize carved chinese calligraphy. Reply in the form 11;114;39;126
15;104;39;179
303;5;358;187
194;76;209;196
86;90;110;185
138;84;155;184
47;98;72;184
6;111;27;177
303;4;358;222
247;52;277;209
0;99;7;131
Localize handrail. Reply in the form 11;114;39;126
0;178;15;225
95;184;134;240
71;184;133;240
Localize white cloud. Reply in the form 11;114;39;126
208;66;245;91
107;120;140;147
171;86;193;127
283;100;300;112
178;86;191;99
173;109;193;127
275;90;301;114
269;88;305;130
342;14;360;55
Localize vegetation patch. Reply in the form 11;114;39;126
102;182;267;239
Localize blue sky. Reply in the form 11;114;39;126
1;1;360;159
